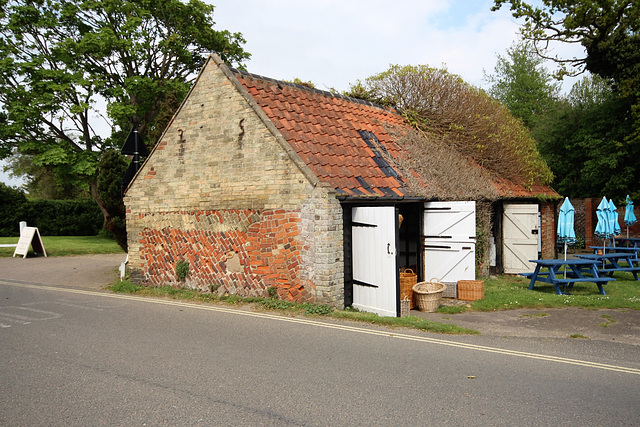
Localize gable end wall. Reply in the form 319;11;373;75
125;59;343;307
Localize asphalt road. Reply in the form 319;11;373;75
1;280;639;426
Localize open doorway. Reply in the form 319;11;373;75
397;203;422;282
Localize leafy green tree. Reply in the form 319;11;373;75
2;154;86;199
538;75;637;200
0;0;249;246
96;150;128;248
492;1;640;141
484;41;560;130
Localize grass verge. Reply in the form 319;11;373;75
108;281;478;335
0;235;124;257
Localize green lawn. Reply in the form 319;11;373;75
450;273;640;313
0;235;124;257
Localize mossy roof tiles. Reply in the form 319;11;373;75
232;68;558;200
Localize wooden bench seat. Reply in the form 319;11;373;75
599;266;640;280
553;277;615;295
521;271;614;295
521;271;555;278
600;267;640;273
552;277;615;285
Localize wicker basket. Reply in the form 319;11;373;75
399;268;417;309
412;279;445;312
442;282;457;298
457;280;484;301
400;296;411;317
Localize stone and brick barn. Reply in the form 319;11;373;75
124;54;559;316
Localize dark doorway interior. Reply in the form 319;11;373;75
397;203;422;281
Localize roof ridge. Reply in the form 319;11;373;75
228;67;396;113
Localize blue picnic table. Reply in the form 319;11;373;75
614;237;640;248
589;245;640;259
590;237;640;258
575;252;640;280
521;259;615;295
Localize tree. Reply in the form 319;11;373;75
2;154;86;199
355;64;553;188
96;149;128;246
484;41;560;130
492;1;640;141
0;0;249;248
537;75;637;200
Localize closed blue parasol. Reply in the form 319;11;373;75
595;197;613;254
625;195;637;238
608;199;621;237
557;197;576;262
595;197;612;239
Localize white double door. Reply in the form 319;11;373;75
423;201;476;284
350;201;477;316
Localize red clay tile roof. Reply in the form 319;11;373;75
234;70;414;198
492;177;559;198
232;68;559;200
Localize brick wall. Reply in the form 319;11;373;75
125;59;344;307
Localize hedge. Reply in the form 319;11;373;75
0;183;27;236
0;184;103;237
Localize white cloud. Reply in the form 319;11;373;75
212;0;585;92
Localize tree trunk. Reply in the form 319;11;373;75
89;179;128;252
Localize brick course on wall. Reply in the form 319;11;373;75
134;209;316;301
125;58;344;307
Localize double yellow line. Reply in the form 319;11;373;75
3;280;640;376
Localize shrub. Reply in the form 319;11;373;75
22;198;103;236
267;286;278;298
176;260;190;281
360;64;553;188
0;183;27;236
0;185;104;237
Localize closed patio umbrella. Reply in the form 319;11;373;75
595;197;613;255
557;197;576;262
557;197;576;278
609;199;621;248
625;195;637;238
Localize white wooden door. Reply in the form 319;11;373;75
423;201;477;243
352;206;397;317
423;201;476;283
424;242;475;283
503;203;539;274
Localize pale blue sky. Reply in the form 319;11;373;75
212;0;581;91
1;0;584;188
